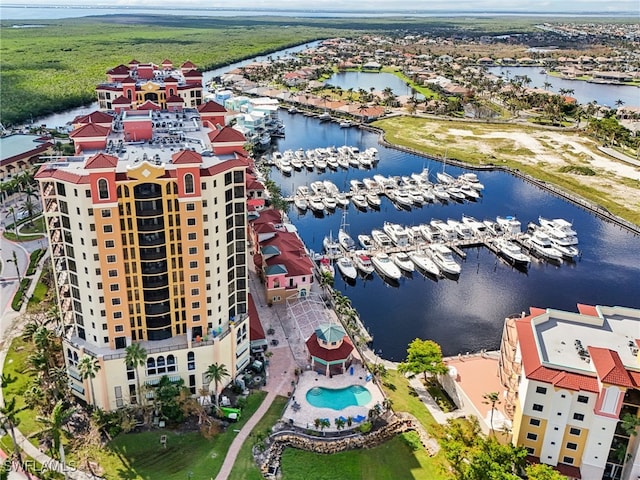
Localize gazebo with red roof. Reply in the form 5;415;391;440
305;323;354;376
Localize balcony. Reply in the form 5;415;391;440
144;302;170;316
139;246;167;261
137;218;165;232
143;288;170;302
138;232;165;246
140;260;167;275
142;275;169;289
133;185;163;200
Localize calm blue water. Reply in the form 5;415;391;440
326;71;414;97
306;385;372;410
488;66;639;108
271;111;640;360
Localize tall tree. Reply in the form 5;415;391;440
525;463;568;479
482;391;501;435
125;343;147;405
398;338;448;382
78;355;101;407
32;400;75;464
205;363;230;410
0;376;33;480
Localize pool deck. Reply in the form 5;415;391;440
282;362;386;431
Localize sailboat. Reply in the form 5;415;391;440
338;209;356;252
436;149;455;184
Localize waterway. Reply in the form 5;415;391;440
326;72;415;97
487;66;639;108
34;52;640;361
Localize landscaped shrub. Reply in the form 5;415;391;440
26;249;44;276
401;431;423;451
11;278;32;311
558;165;596;176
358;421;372;433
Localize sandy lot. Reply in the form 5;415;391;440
382;118;640;217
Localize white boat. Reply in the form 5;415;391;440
447;186;466;202
288;106;298;114
459;183;480;200
310;181;325;195
429;244;462;275
335;256;358;280
383;222;410;247
323;180;339;196
336;155;349;169
391;252;415;272
420;224;443;243
364;147;378;161
323;232;340;258
494;238;531;267
459;172;479;183
322;197;337;211
430;219;456;241
447;219;473;240
296;185;310;197
350;179;365;192
318;257;334;278
318;111;331;121
357;234;374;250
371;253;402;280
462;215;487;235
277;158;292;175
351;194;368;210
308;197;325;213
432;185;450;201
366;192;381;208
294;197;308;211
338;210;356;252
539;217;577;237
290;157;303;170
409;250;441;277
483;219;503;236
420;187;436;203
371;229;393;248
411;168;431;185
354;252;375;275
437;171;455;184
326;156;339;170
391;190;413;209
526;231;564;262
339;120;352;128
335;193;350;208
314;157;327;171
550;241;580;260
496;216;522;235
373;174;396;189
358;154;374;168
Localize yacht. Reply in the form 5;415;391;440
366;192;382;208
310;181;326;196
338;210;356;252
335;256;358;280
462;215;487;236
538;217;578;245
339;120;352;128
335;193;350;208
308;197;325;213
318;257;334;278
358;154;374;169
411;168;431;184
323;180;339;196
483;219;503;236
430;219;456;241
371;229;393;248
409;250;441;277
371;253;402;280
314;157;327;171
288;106;298;114
323;232;341;258
447;219;473;240
429;244;462;275
383;222;410;247
437;171;455;184
432;185;450;202
391;190;413;209
296;185;310;197
496;216;522;235
354;252;375;275
494;238;531;268
447;186;466;202
294;197;308;211
525;231;563;262
391;252;415;273
373;174;396;190
351;194;368;210
336;155;350;169
318;111;331;121
459;183;480;200
550;241;580;260
326;156;339;170
420;224;443;243
350;179;365;192
420;187;436;203
290;156;303;170
357;234;374;250
322;197;337;211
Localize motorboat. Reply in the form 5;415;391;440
437;171;455;184
391;252;415;273
366;192;381;208
303;157;315;170
354;252;375;275
338;210;356;252
458;172;479;183
373;174;396;190
371;229;393;248
318;257;334;278
350;179;365;192
288;106;298;114
296;185;310;197
323;232;340;258
339;120;352;128
406;188;425;205
326;156;339;170
459;183;480;200
294;197;308;211
351;194;368;210
496;216;522;235
308;197;325;213
337;155;350;169
371;253;402;280
429;244;462;275
290;156;303;170
447;186;466;202
462;215;487;236
406;226;424;244
318;111;331;121
322;197;337;211
383;222;410;247
358;154;374;168
432;185;450;202
335;193;350;208
538;217;577;237
525;231;563;262
447;219;473;240
391;190;413;209
420;187;436;203
483;219;503;236
430;219;456;241
310;181;326;195
420;224;443;243
357;234;374;250
411;168;430;184
323;180;339;196
314;157;327;171
335;256;358;280
409;250;441;277
550;241;580;260
494;238;531;267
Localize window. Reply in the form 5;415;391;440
529;418;541;427
536;386;547;394
526;447;535;455
105;240;115;248
569;427;581;436
187;218;196;226
189;261;198;269
562;457;574;465
187;351;195;370
526;433;537;441
190;275;198;282
108;270;118;278
115;325;124;332
189;247;197;255
186;203;195;211
112;298;121;306
192;302;200;309
167;355;176;372
98;178;109;199
101;209;111;218
573;413;585;421
188;233;197;240
110;283;119;291
103;224;113;233
577;395;589;404
191;288;200;296
184;173;194;194
106;255;116;263
566;442;577;450
532;404;543;412
146;358;156;375
113;312;122;319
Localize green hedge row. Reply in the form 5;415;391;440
11;278;32;311
26;248;45;276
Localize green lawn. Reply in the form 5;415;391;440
228;395;289;480
101;391;267;479
280;434;450;480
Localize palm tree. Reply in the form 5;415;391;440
615;99;625;109
20;198;38;225
78;355;101;407
483;391;501;435
205;363;230;410
335;417;345;430
125;343;147;405
32;400;75;464
0;396;33;480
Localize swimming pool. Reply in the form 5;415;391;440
305;385;372;410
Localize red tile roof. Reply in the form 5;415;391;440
73;111;114;124
107;65;129;75
69;123;111;139
588;347;634;387
577;304;599;317
183;69;202;78
166;95;184;104
248;293;265;341
306;333;354;362
121;76;136;84
171;150;202;165
137;100;161;111
85;153;118;169
198;101;228;113
251;208;282;226
209;126;246;143
161;59;172;65
113;95;133;105
181;60;197;69
35;167;89;184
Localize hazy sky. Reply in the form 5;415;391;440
6;0;637;13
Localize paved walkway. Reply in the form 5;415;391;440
598;146;640;167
